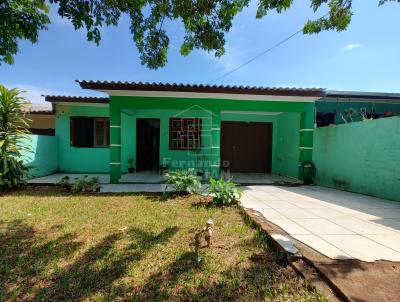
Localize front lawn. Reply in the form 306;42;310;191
0;186;326;301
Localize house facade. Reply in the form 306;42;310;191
45;81;324;183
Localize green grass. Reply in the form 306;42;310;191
0;186;327;302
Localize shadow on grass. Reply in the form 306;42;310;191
35;226;179;301
0;219;179;301
131;247;324;301
1;185;69;197
0;220;83;301
190;200;239;210
136;251;204;301
4;185;163;199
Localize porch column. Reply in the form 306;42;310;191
298;111;315;180
110;104;121;184
210;108;221;178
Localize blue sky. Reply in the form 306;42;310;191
1;1;399;103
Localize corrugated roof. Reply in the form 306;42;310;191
77;80;326;97
45;95;109;104
22;103;54;115
327;90;400;100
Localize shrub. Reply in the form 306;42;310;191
0;157;29;191
209;178;243;207
58;175;103;193
0;84;31;191
70;176;101;193
165;169;201;194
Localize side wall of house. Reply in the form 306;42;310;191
313;116;400;201
20;134;59;178
55;104;110;173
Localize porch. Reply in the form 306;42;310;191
27;172;301;186
109;103;315;184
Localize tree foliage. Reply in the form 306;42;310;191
0;0;398;69
0;84;30;191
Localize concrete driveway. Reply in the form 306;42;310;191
241;185;400;262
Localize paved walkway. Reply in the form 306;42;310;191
241;185;400;262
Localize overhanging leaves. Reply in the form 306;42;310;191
0;0;397;69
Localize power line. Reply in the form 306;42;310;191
209;29;302;84
208;13;329;84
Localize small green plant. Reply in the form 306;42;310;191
127;157;136;173
165;168;201;194
209;177;243;207
159;164;169;175
299;160;316;185
71;176;101;193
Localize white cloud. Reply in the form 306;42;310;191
341;43;361;52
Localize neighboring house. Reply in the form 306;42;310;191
23;103;55;135
316;91;400;127
45;81;323;183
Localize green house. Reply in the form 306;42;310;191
45;81;325;184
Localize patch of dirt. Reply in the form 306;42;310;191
312;260;400;302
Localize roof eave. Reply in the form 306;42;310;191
326;90;400;100
77;80;326;98
44;95;109;104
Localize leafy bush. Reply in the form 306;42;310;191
57;175;101;193
165;169;201;194
0;157;29;191
70;176;101;193
209;178;243;207
0;84;31;191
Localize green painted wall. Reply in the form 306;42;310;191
20;134;59;178
274;113;301;178
55;104;110;173
313;116;400;201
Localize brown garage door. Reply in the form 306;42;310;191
221;121;272;173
